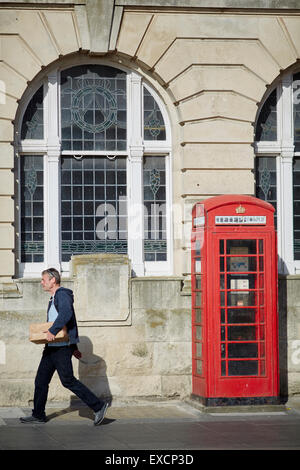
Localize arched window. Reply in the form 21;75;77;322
255;70;300;274
21;85;44;140
255;89;277;142
16;62;172;277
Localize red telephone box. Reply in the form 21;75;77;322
191;195;279;406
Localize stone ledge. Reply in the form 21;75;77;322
117;0;300;10
279;274;300;280
185;397;287;413
0;283;22;299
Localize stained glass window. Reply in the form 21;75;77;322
293;73;300;152
255;89;277;142
293;158;300;259
61;156;127;261
143;87;166;141
20;155;44;262
144;156;167;261
19;64;171;273
60;65;127;152
21;86;44;140
255;157;277;228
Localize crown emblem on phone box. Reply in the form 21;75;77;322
235;205;246;214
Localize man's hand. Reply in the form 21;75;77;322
73;349;82;360
45;330;56;342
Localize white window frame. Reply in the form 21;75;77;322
142;82;172;276
16;60;173;278
255;72;298;274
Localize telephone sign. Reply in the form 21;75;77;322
191;195;279;406
215;215;266;225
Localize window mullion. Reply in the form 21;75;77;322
275;155;284;272
45;70;61;270
127;72;144;276
282;74;294;147
280;73;295;274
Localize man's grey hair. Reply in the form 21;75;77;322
42;268;61;285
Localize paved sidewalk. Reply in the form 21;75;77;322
1;399;300;450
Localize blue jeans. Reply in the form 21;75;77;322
33;345;104;419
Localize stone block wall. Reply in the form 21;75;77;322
0;1;300;405
1;5;300;280
0;255;299;405
279;276;300;398
0;255;191;406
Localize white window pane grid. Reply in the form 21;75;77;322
143;156;167;261
61;156;127;261
20;155;44;262
19;65;170;275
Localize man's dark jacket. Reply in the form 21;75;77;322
47;287;79;346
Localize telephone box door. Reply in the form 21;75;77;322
210;233;278;398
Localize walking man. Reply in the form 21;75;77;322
20;268;108;425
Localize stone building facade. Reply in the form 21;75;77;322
0;0;300;405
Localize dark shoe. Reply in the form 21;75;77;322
94;402;108;426
20;415;47;424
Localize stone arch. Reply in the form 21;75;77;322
13;51;175;278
